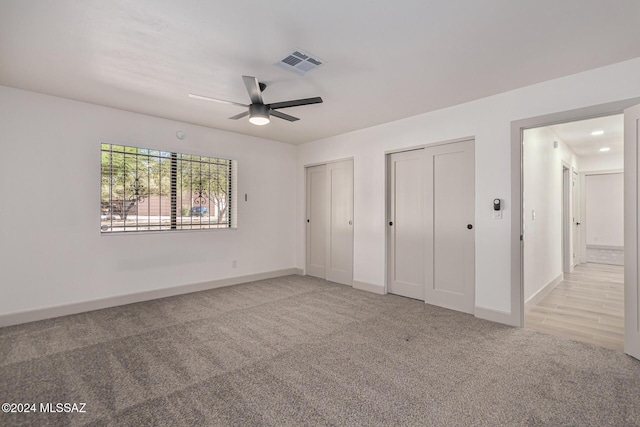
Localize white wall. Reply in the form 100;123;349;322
580;153;624;171
0;86;297;317
522;128;578;302
585;173;624;247
296;57;640;317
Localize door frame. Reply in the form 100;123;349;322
384;136;475;296
510;97;640;328
624;102;640;359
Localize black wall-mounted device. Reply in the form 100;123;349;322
493;199;501;211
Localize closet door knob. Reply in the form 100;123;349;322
467;224;473;229
389;221;393;226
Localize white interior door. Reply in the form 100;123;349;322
387;149;426;300
572;170;580;268
326;160;354;285
562;165;571;273
306;164;327;279
624;103;640;360
424;140;475;314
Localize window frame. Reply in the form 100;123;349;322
99;140;238;236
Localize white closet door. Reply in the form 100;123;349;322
387;141;475;311
424;140;475;314
306;164;327;279
306;160;354;284
326;160;354;285
625;102;640;360
387;149;426;300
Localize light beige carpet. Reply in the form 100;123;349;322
1;275;639;426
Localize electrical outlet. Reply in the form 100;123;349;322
232;260;238;268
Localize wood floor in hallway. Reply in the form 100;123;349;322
525;263;624;351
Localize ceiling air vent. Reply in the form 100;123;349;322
275;49;325;75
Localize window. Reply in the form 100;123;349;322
100;143;237;233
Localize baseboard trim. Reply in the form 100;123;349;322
475;306;519;327
352;280;385;295
586;244;624;251
0;268;301;328
525;273;564;307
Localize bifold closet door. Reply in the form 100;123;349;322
305;160;354;285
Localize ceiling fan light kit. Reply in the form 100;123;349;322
248;104;270;125
189;75;322;126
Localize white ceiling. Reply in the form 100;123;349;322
1;1;640;145
548;114;624;157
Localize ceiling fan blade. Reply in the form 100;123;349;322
188;93;248;108
228;111;250;120
271;110;299;122
269;97;323;110
242;75;264;104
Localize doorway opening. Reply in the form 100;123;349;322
522;114;624;351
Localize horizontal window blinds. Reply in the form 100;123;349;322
100;143;237;233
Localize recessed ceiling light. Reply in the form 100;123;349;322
591;130;604;136
599;147;610;152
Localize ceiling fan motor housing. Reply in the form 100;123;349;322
250;103;270;119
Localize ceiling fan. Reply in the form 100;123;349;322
189;76;323;126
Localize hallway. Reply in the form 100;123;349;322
525;263;624;351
